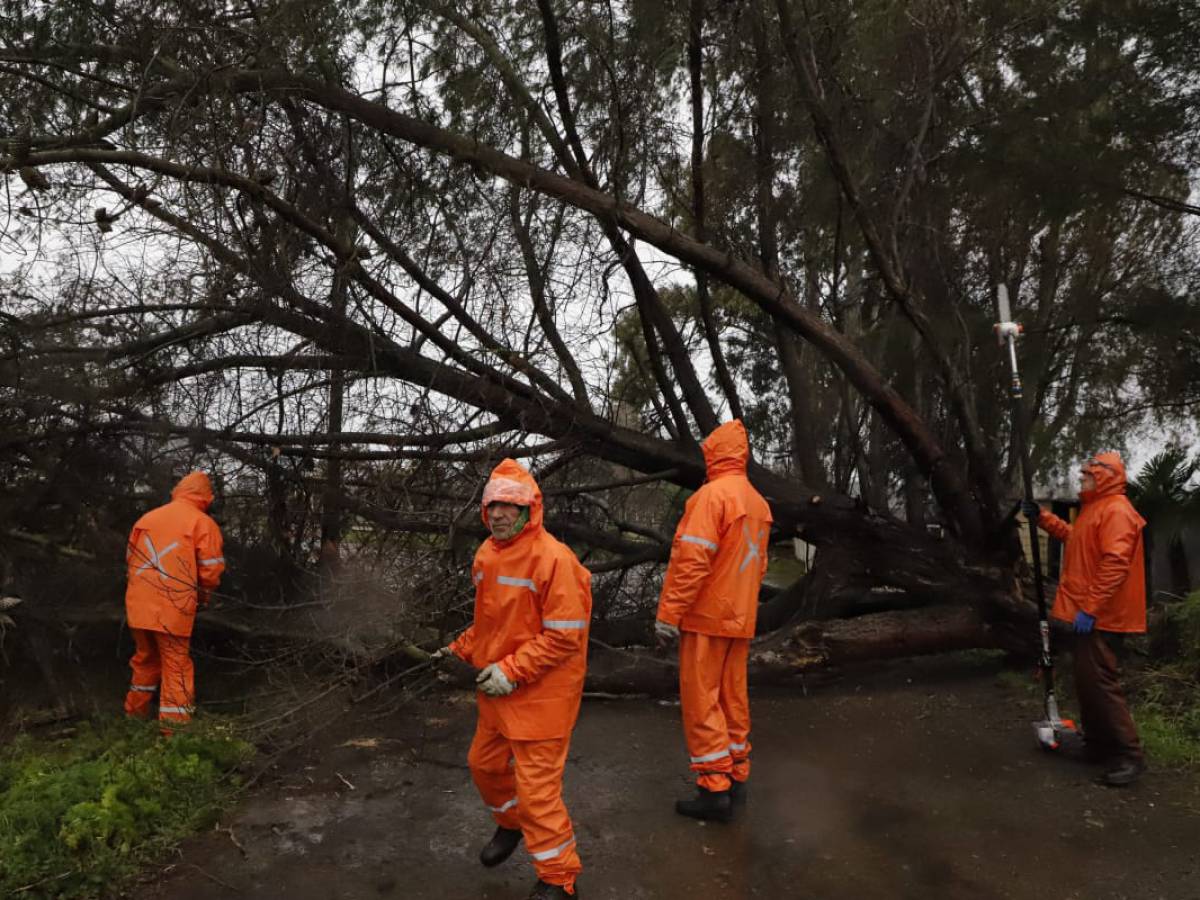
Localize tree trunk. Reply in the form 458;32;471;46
319;207;355;564
775;327;828;489
583;605;1004;695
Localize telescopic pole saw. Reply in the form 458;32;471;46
994;284;1076;750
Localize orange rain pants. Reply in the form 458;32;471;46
657;421;770;793
468;718;581;892
124;627;195;730
680;631;751;791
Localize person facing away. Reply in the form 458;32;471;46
124;471;225;732
433;458;592;899
1025;451;1148;786
655;420;773;822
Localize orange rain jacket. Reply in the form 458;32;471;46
1037;452;1147;633
450;459;592;740
657;420;773;638
125;472;225;638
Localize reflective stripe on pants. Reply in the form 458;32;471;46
467;719;581;890
124;627;194;728
679;631;752;791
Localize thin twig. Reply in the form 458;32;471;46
229;600;331;611
219;824;247;857
351;658;436;704
248;677;350;732
589;637;678;668
187;862;241;893
13;870;75;894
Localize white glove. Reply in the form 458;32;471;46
430;646;454;662
655;619;680;648
476;663;516;697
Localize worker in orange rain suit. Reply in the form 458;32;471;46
655;419;772;823
431;459;592;900
1024;451;1148;787
124;471;225;731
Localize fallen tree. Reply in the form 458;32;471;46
3;0;1195;696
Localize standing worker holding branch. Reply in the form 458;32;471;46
432;459;591;899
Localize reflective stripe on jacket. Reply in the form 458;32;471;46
657;420;773;638
125;471;225;637
450;459;592;740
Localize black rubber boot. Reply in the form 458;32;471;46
479;826;522;867
675;786;733;823
729;778;747;805
527;879;575;898
1099;758;1146;787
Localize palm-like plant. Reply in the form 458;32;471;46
1129;448;1200;598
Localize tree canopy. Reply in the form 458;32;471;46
3;0;1198;616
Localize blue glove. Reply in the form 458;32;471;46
1020;499;1041;521
1073;611;1096;634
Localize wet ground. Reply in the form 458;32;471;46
134;655;1200;900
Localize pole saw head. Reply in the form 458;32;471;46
993;284;1026;397
993;284;1024;344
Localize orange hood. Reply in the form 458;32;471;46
480;458;543;536
702;420;750;480
171;471;214;511
1081;451;1127;502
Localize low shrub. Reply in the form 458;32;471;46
0;717;252;897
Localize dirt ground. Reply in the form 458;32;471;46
131;654;1200;900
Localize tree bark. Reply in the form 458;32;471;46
584;604;1003;695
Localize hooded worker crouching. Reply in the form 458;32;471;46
434;459;592;899
655;420;773;822
1026;452;1148;786
124;471;225;732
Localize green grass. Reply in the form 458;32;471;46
0;717;252;897
1137;704;1200;768
1133;591;1200;769
1131;661;1200;770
